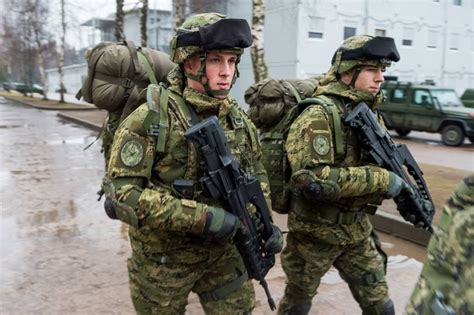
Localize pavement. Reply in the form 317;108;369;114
1;91;428;314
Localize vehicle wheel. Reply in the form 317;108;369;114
469;137;474;144
395;129;411;137
441;125;464;146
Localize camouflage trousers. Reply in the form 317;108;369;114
278;231;389;314
127;243;255;314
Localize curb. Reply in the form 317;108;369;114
57;112;103;132
2;95;96;111
369;211;431;246
7;95;431;247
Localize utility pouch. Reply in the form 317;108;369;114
171;179;196;199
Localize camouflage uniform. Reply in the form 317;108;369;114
104;13;275;314
405;175;474;315
278;35;400;315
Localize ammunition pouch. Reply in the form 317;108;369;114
102;176;143;228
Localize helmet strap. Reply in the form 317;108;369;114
184;52;242;98
350;66;362;87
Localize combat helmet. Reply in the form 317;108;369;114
330;35;400;86
169;12;252;97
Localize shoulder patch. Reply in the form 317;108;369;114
313;134;330;156
120;140;144;167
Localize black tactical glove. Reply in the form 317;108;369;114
204;206;240;242
264;224;284;255
290;169;341;202
386;172;412;198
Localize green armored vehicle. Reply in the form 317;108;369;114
461;89;474;108
380;80;474;146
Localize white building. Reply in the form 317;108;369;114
227;0;474;105
47;0;473;105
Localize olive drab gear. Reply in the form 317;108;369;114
77;40;175;117
169;12;252;97
245;77;346;213
76;40;175;166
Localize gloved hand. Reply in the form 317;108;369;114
204;206;240;242
264;224;284;255
290;169;341;202
386;172;411;198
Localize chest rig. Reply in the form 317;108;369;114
143;83;258;200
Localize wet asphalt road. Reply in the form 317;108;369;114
0;98;134;313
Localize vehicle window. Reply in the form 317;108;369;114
431;89;463;108
391;88;406;103
413;90;433;106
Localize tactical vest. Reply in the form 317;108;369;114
143;83;259;196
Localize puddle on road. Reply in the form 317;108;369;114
42;136;96;146
0;124;31;129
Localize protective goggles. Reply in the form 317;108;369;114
176;18;252;51
335;36;400;63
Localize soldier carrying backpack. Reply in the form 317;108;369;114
245;76;341;214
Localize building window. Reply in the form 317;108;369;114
308;16;324;39
427;30;438;48
450;33;459;50
343;26;356;39
375;29;386;37
402;27;414;46
453;0;461;5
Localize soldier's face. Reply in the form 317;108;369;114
185;51;237;99
341;65;385;95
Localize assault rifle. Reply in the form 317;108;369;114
344;102;435;233
184;116;277;310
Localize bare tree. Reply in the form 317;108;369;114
251;0;268;83
30;0;49;100
58;0;66;103
140;0;148;46
115;0;125;41
174;0;186;30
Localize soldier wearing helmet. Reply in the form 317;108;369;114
279;35;405;315
103;12;282;314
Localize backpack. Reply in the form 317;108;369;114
76;40;175;164
77;40;175;119
245;77;342;213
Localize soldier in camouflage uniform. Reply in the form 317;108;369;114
278;35;407;315
103;13;282;314
405;175;473;315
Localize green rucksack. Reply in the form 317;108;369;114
76;40;175;164
77;40;175;119
245;77;343;213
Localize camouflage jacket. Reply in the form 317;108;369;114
405;175;474;315
285;78;391;245
106;67;271;258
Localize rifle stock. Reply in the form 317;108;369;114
185;116;277;310
344;102;435;233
